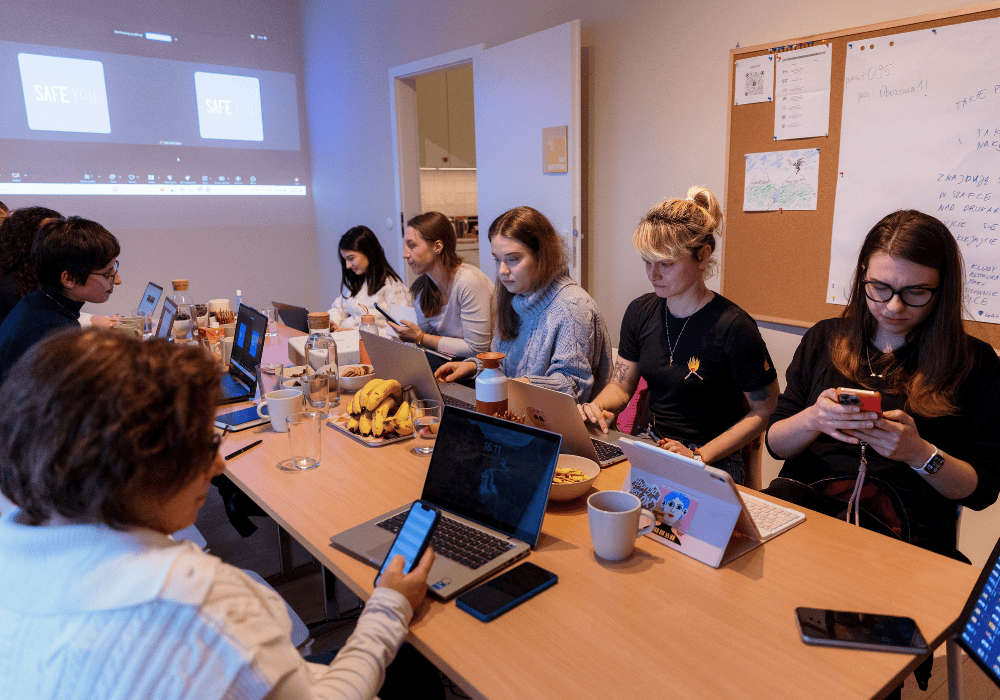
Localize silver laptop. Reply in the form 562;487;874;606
508;381;626;467
618;437;805;568
331;406;562;599
360;330;476;410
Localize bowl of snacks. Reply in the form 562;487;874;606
549;454;600;501
339;364;376;392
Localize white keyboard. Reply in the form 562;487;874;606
740;491;805;540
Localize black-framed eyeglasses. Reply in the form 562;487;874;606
89;259;119;282
862;279;939;308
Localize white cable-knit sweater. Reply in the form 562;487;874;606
0;510;412;700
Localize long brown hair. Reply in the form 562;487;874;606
339;225;402;297
832;210;970;417
489;207;567;340
632;186;722;277
407;212;461;318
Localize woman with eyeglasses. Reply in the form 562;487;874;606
766;210;1000;558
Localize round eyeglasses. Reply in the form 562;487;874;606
863;280;938;308
89;259;119;282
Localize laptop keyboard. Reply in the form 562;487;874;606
740;491;803;538
441;393;475;411
591;437;624;463
377;511;514;570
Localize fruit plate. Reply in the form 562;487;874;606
327;413;413;448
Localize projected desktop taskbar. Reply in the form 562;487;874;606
0;182;307;196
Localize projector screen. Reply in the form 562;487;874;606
0;1;322;315
0;1;308;197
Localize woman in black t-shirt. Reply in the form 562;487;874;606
766;210;1000;556
580;187;779;484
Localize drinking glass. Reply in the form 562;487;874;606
304;333;340;406
256;362;284;400
302;373;330;418
262;306;278;337
412;399;441;455
286;411;322;470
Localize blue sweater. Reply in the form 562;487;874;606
491;273;611;403
0;286;83;382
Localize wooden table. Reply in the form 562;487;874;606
225;327;979;699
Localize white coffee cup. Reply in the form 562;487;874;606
587;491;656;561
257;389;303;433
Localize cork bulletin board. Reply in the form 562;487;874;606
721;1;1000;349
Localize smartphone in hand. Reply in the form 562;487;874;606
373;302;401;327
375;501;439;585
836;387;882;417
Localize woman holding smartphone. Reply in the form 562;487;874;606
327;225;411;332
580;187;778;484
435;206;611;402
390;211;492;357
0;329;439;699
766;210;1000;557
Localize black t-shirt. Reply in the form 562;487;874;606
766;318;1000;556
618;293;777;444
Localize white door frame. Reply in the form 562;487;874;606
389;44;484;285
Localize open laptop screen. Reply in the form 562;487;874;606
136;282;163;317
956;536;1000;688
154;297;177;339
420;407;561;546
229;304;268;387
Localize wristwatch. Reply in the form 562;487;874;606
913;445;944;475
691;449;703;463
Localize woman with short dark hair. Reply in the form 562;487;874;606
766;210;1000;557
0;329;435;699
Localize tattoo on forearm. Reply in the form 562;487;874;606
748;387;770;402
612;360;629;385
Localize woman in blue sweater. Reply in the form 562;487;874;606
435;206;611;403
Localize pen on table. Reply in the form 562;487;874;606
225;440;263;461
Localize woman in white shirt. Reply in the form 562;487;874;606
391;211;493;357
328;225;411;332
0;328;437;700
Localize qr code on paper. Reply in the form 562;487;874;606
744;70;765;97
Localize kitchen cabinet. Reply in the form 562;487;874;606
416;65;475;168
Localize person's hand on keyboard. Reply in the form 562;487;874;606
435;361;476;383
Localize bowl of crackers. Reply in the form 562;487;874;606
549;454;600;501
339;363;376;392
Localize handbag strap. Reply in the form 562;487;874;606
845;442;868;527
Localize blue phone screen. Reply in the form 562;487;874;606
379;502;436;577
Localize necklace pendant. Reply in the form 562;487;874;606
668;355;673;366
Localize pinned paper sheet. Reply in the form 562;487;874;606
774;44;831;140
743;148;819;211
734;55;774;106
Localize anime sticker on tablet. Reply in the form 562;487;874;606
651;489;699;544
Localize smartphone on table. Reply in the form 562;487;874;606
456;562;558;622
795;607;928;654
836;387;882;418
214;406;269;432
373;302;400;327
375;500;440;585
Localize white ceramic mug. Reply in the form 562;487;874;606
257;389;303;433
587;491;656;561
221;337;234;367
209;298;231;315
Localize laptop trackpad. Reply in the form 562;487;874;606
367;541;392;564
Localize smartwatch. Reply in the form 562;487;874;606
913;445;944;475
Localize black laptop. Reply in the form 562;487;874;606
219;304;269;404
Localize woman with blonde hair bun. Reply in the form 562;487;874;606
580;186;779;484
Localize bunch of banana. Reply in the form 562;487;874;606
346;378;413;437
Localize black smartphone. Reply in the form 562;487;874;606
375;501;440;585
214;406;269;432
456;562;558;622
373;302;400;326
795;607;928;654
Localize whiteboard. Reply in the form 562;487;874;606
828;18;1000;324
